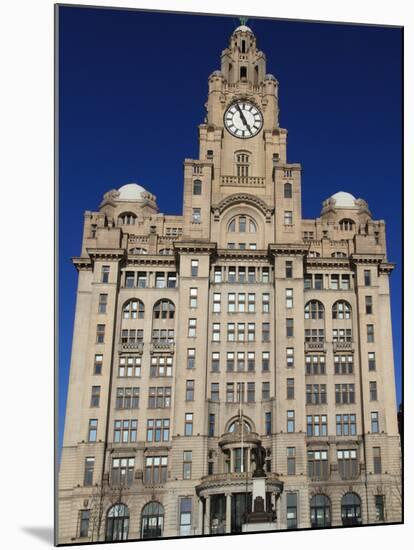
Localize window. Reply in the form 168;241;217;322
262;351;270;372
286;318;294;337
262;293;269;313
114;419;137;443
332;328;352;342
314;274;324;289
375;495;385;521
101;265;110;283
262;381;270;400
188;319;197;338
106;504;129;542
125;271;135;288
118;356;141;377
262;322;270;342
308;450;328;479
214;266;222;283
370;381;378;401
336;414;357;436
305;300;324;320
238;323;245;342
83;457;95;486
285;261;293;278
286;288;293;309
335;384;355;404
98;293;108;314
339;219;354;231
305;328;325;343
337;450;358;479
371;412;379;433
237;352;245;371
287;447;296;475
122;299;144;320
159;248;173;256
261;267;270;283
96;324;105;344
373;447;382;474
287;410;295;433
146;419;170;442
306;354;326;375
310;495;331;528
155;272;166;288
365;296;373;314
179;498;192;536
211;383;219;401
334;354;353;375
213;292;221;312
226;383;234;402
247;382;255;402
211;352;219;372
191;260;199;277
79;510;90;538
248;323;255;341
226;352;234;372
153;299;175;319
367;324;375;342
112;458;135;486
247;352;255;372
137;271;147;288
90;386;101;407
144;456;167;484
192;208;201;223
332;300;351;320
286;494;297;529
364;269;371;286
116;387;140;409
238;267;246;283
148;387;171;409
263;412;272;436
212;323;220;342
150;356;173;377
237;293;246;312
306;384;327;405
193;179;202;195
94;354;103;375
228;214;256;232
141;502;164;539
209;414;215;437
284;168;293;177
88;419;98;442
368;352;376;371
235;153;250;177
187;349;195;369
284;210;293;225
185;413;193;436
307;415;327;437
189;288;198;308
186;380;195;401
286;347;294;368
121;328;144;345
287;378;295;399
152;329;174;344
284;182;293;198
341;274;351;290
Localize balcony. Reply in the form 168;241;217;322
220;175;265;187
333;341;354;352
150;341;175;354
119;341;143;353
305;341;326;352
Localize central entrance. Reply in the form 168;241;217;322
231;493;252;533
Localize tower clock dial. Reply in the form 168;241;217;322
224;101;263;138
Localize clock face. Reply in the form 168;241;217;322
224;101;263;138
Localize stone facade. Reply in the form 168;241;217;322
58;24;402;544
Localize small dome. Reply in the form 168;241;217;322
118;183;147;200
233;25;253;34
330;191;358;209
264;73;277;81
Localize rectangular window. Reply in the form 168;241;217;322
227;322;235;341
101;265;110;283
371;412;379;433
116;387;140;409
189;288;198;308
365;295;373;314
261;267;270;283
79;510;90;538
212;323;220;342
286;288;293;309
331;274;339;290
167;272;177;288
211;351;220;372
179;497;192;536
336;414;357;436
96;324;105;344
260;293;269;313
341;274;351;290
262;322;270;342
367;324;375;342
286;318;294;337
364;269;372;286
237;322;245;341
146;418;170;442
307;450;329;480
90;386;101;407
227;352;235;372
237;293;245;312
148;387;171;409
335;383;355;404
144;456;167;484
314;274;323;290
119;356;141;377
333;354;353;375
368;352;376;371
262;381;270;400
238;267;246;283
306;354;326;375
137;271;147;288
285;261;293;278
185;413;193;436
193;179;202;195
286;347;294;368
211;383;219;402
287;447;296;475
187;348;195;369
88;419;98;442
337;449;358;479
226;383;234;403
228;266;236;283
286;493;297;529
247;382;255;403
370;381;378;401
375;495;385;522
186;380;195;401
228;292;236;313
248;267;256;283
247;323;255;342
262;351;270;372
192;208;201;223
284;210;293;225
94;354;103;375
287;378;295;399
373;447;382;474
247;352;255;372
306;384;327;405
307;415;327;437
83;457;95;486
287;410;295;433
209;414;215;437
265;412;272;435
112;457;135;486
213;292;221;312
113;419;137;443
237;351;245;371
150;356;173;377
191;259;199;277
183;451;193;480
155;272;166;288
188;318;197;338
214;266;222;283
98;293;108;314
332;328;352;342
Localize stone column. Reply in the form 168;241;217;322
225;493;232;534
205;495;211;535
229;449;233;472
198;498;204;535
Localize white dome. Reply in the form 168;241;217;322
330;191;358;209
118;183;147;200
233;25;253;34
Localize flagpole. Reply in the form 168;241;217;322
239;387;243;473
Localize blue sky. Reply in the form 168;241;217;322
58;6;402;450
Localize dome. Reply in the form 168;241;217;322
233;25;253;34
264;73;277;81
329;191;358;209
117;183;147;200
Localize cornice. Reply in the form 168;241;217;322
217;248;269;261
268;243;308;257
305;257;351;269
350;253;385;265
378;262;396;274
126;254;177;267
173;241;217;254
86;248;126;261
72;257;93;271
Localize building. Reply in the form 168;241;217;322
58;23;402;543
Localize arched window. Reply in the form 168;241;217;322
331;251;347;258
235;151;250;177
227;418;252;433
153;299;175;320
119;212;136;226
305;300;325;320
159;248;173;256
129;247;147;255
284;182;293;199
193;179;202;195
308;251;321;258
339;219;355;231
341;493;362;526
228;215;257;233
332;300;352;320
310;495;331;528
105;504;129;541
141;502;164;539
123;299;144;320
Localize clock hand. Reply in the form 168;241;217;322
236;104;251;131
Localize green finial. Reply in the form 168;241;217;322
239;16;249;26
